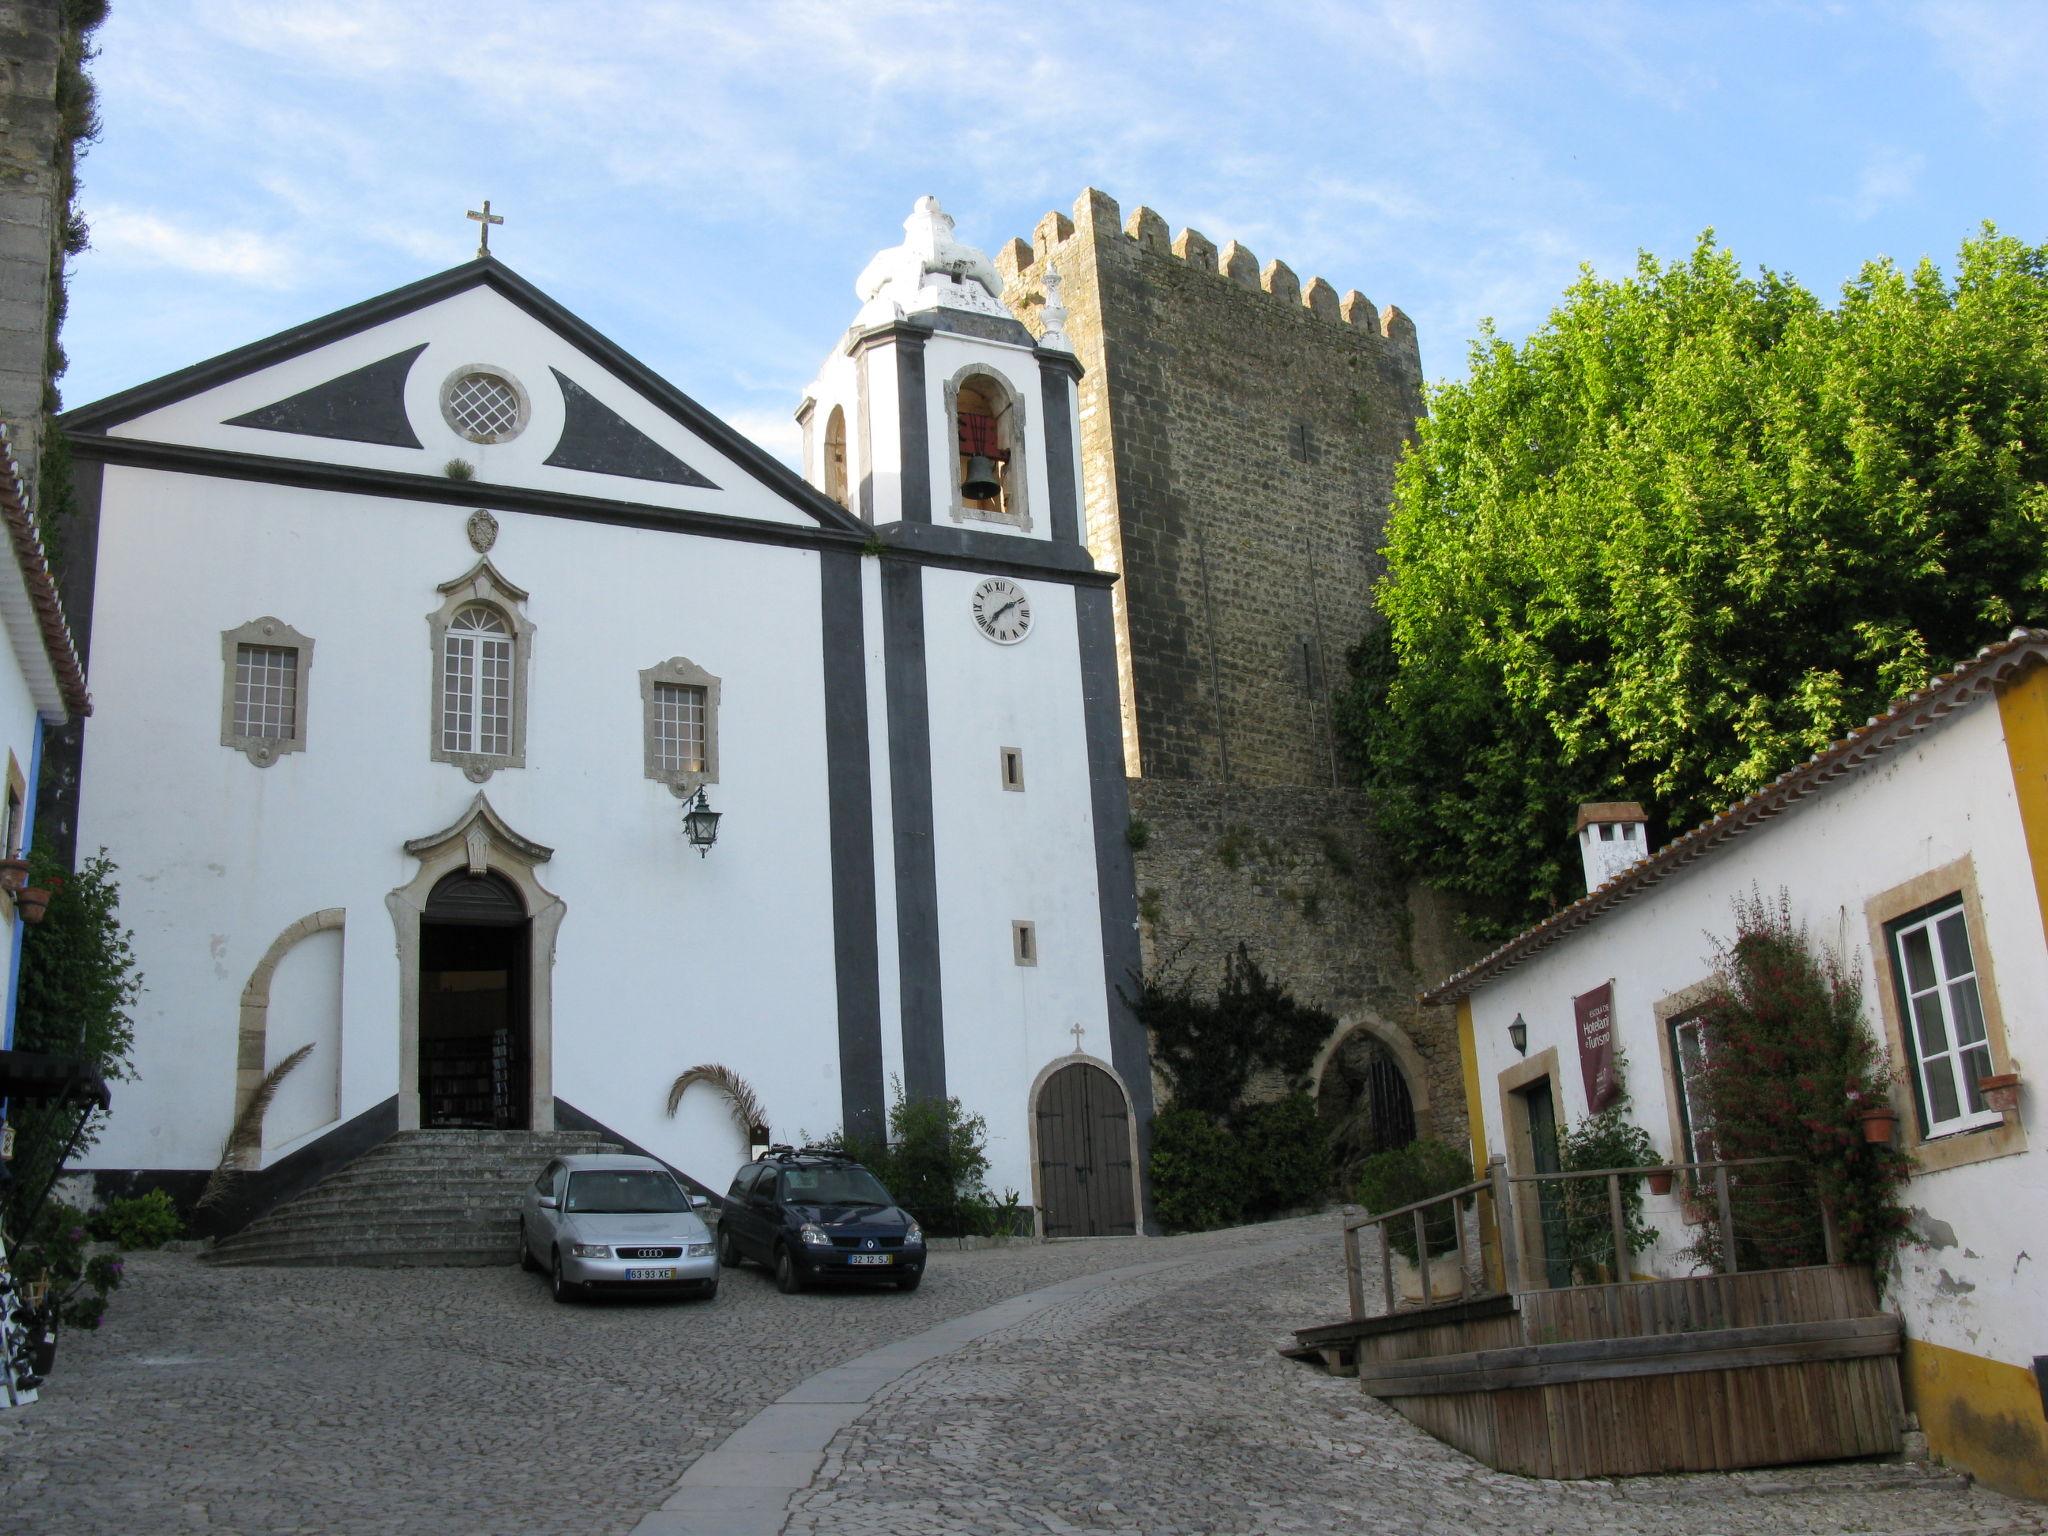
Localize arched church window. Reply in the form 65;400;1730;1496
946;368;1030;529
443;606;514;758
823;405;849;510
427;558;534;781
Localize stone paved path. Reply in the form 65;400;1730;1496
2;1213;2041;1535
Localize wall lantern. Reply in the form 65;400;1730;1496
1508;1013;1528;1056
682;787;722;856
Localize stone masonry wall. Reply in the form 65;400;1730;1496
0;1;62;492
998;188;1424;786
1127;779;1471;1151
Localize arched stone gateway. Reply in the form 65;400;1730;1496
388;794;563;1132
1314;1016;1433;1185
1029;1056;1139;1238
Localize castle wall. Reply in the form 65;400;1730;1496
0;0;63;490
999;188;1423;786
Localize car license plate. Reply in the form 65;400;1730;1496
626;1267;675;1281
848;1254;892;1266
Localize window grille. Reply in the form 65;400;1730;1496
446;372;523;443
234;644;299;741
443;607;513;756
652;682;707;774
1890;899;1998;1136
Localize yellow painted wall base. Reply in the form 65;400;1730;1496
1902;1337;2048;1502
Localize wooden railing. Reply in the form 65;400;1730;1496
1342;1153;1840;1320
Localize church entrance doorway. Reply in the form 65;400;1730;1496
418;870;530;1130
1033;1060;1138;1237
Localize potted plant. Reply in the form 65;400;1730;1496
1978;1071;2022;1114
1645;1166;1675;1196
15;884;51;924
1858;1102;1899;1143
0;856;27;892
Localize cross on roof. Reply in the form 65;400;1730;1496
1070;1022;1086;1054
467;199;504;258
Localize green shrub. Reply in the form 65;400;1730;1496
88;1189;182;1250
1354;1138;1472;1261
1555;1102;1659;1282
1124;817;1151;851
1148;1106;1243;1232
1136;945;1334;1119
1237;1094;1329;1216
9;1201;122;1331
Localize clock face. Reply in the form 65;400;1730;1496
971;577;1033;644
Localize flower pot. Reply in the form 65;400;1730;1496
15;885;49;924
1977;1072;2021;1114
29;1332;55;1377
0;857;26;893
1859;1105;1899;1144
1393;1250;1467;1305
1646;1168;1674;1196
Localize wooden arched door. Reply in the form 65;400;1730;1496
1035;1062;1137;1237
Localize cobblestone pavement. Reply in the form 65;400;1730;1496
5;1214;2043;1536
785;1224;2048;1536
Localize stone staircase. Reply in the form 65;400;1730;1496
202;1128;617;1268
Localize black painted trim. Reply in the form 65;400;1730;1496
820;551;886;1145
881;561;946;1103
141;1095;402;1237
544;367;720;488
57;256;868;537
552;1099;727;1207
1039;361;1080;545
40;454;101;871
1075;586;1156;1232
63;433;1121;588
222;344;426;448
857;346;875;524
1037;350;1084;383
895;330;931;525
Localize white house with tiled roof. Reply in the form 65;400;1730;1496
1429;628;2048;1501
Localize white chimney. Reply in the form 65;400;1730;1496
1576;802;1651;894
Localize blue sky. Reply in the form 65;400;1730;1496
58;0;2048;462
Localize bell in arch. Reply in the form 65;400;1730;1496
962;454;1002;500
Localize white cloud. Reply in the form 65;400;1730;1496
88;206;298;287
1916;0;2048;122
1848;149;1926;220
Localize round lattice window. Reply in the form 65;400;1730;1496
440;367;528;444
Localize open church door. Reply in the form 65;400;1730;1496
419;870;530;1129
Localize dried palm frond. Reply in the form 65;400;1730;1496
196;1044;314;1210
665;1062;766;1138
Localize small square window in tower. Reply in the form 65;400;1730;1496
956;377;1011;517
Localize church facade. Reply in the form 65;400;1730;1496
57;200;1149;1235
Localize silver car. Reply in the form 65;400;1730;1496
518;1153;719;1304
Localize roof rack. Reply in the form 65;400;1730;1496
761;1143;862;1165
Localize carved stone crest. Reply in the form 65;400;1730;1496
466;509;499;553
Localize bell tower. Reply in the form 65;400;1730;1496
799;197;1085;548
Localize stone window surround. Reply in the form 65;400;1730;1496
639;655;722;797
1651;978;1718;1225
1865;855;2026;1174
1000;745;1025;791
438;363;532;446
220;616;314;767
943;363;1032;532
428;558;534;783
1012;919;1037;967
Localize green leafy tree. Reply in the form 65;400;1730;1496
1339;228;2048;933
4;849;142;1238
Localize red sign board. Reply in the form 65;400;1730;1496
1574;982;1620;1111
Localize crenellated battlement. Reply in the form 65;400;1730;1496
996;187;1416;353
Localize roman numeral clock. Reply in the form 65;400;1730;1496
970;576;1033;644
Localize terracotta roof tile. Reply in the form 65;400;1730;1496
0;426;91;721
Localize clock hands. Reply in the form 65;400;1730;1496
987;597;1022;627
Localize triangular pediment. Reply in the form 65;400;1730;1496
60;261;859;534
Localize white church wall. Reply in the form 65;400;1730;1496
861;555;907;1111
262;926;344;1153
78;464;845;1187
860;344;906;527
1464;698;2046;1371
919;565;1107;1199
107;286;820;529
921;333;1050;543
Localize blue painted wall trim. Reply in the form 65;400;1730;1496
3;716;44;1055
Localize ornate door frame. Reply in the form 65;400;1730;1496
388;793;564;1132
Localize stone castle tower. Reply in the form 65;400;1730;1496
996;189;1473;1168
